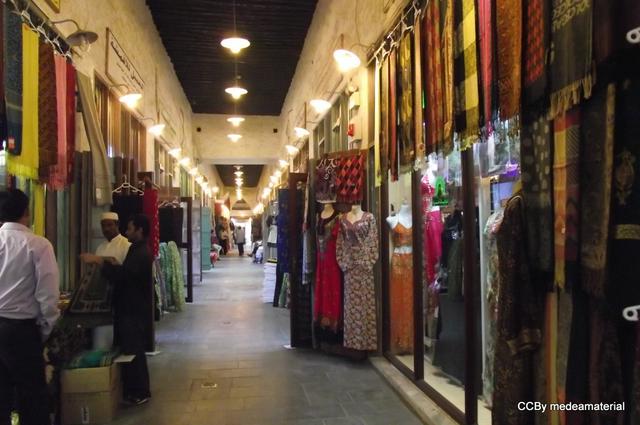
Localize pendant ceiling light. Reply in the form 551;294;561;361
310;99;331;114
227;116;245;126
228;134;242;142
234;170;244;177
221;1;250;54
274;170;282;178
179;157;191;166
333;49;361;73
212;186;220;194
294;127;310;139
225;86;248;100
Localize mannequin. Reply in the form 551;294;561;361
347;203;365;223
386;201;413;232
425;158;440;212
319;201;335;219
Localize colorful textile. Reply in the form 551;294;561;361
524;0;550;107
142;188;160;258
32;182;44;236
553;109;581;290
38;40;57;181
580;84;615;299
423;0;444;154
380;56;390;179
520;114;554;277
496;0;522;120
389;49;398;181
0;6;6;142
549;0;594;119
477;0;494;130
441;0;455;153
49;55;67;189
453;0;481;149
65;62;75;185
159;241;185;312
398;32;414;172
4;11;22;154
314;212;342;334
389;223;414;354
336;213;379;351
336;151;365;203
413;23;424;159
66;350;118;369
315;156;338;202
7;25;38;179
421;176;443;284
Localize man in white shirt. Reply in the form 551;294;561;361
0;189;60;425
96;212;131;264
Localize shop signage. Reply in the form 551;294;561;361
432;176;449;206
106;29;144;96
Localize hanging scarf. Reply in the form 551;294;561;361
441;0;455;154
523;0;550;108
477;0;494;130
454;0;481;149
38;40;58;182
398;32;414;172
424;0;444;153
7;25;38;179
49;54;67;189
380;56;390;180
580;83;615;299
0;6;6;142
549;0;594;119
336;151;365;204
32;182;44;236
496;0;522;120
413;22;424;160
143;187;160;258
66;62;76;185
4;11;22;154
553;108;581;290
389;48;398;181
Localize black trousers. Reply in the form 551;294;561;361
0;318;49;425
115;316;150;399
237;243;245;256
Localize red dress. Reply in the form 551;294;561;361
142;188;160;258
421;175;443;284
313;212;342;333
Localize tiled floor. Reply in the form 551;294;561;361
110;254;423;425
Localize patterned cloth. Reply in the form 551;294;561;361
4;11;22;154
315;156;338;202
65;62;76;185
143;188;160;258
389;223;414;354
496;0;522;120
336;212;378;351
159;241;185;312
423;0;444;154
314;212;342;334
7;25;38;179
553;108;581;290
336;151;365;203
454;0;481;149
49;55;68;189
380;56;390;179
441;0;455;153
32;182;44;236
421;176;443;284
398;32;414;172
38;40;57;182
549;0;594;118
477;0;494;130
524;0;550;107
389;49;398;181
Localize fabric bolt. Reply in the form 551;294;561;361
158;207;184;244
65;62;76;185
520;113;554;277
493;193;542;425
580;84;615;299
315;156;339;202
7;25;38;180
453;0;481;149
4;11;22;154
314;212;342;334
380;56;390;179
549;0;594;119
112;194;143;236
524;0;550;107
441;0;455;153
77;72;111;206
477;0;494;130
398;32;414;172
553;109;581;290
336;212;378;351
142;188;160;258
49;54;67;189
38;40;57;182
389;48;398;181
423;0;444;154
336;151;365;203
390;223;414;354
496;0;522;120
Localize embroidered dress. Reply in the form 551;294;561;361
389;222;414;354
314;212;342;335
336;213;378;351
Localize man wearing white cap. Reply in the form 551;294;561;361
96;212;130;264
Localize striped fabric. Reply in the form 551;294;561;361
38;40;58;182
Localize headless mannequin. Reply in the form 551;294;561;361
386;201;413;229
319;202;335;219
426;160;440;212
346;204;365;223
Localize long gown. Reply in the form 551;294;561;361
336;212;379;351
313;211;342;339
390;222;414;354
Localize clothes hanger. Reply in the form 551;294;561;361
112;175;144;195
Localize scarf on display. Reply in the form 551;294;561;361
38;40;57;182
142;187;160;258
380;56;390;180
31;182;44;236
398;32;414;172
524;0;550;108
7;25;38;179
423;0;443;154
65;62;75;185
413;23;424;160
477;0;494;131
441;0;455;154
496;0;522;120
315;155;338;203
453;0;481;150
4;11;22;154
389;48;398;181
553;108;581;290
579;84;615;299
336;151;365;204
549;0;594;119
49;54;67;189
0;6;6;142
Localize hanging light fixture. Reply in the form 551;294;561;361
220;1;250;54
225;86;248;100
212;186;220;194
227;116;245;127
310;99;331;114
196;176;204;184
227;134;242;142
179;157;191;166
333;49;361;73
278;159;289;168
234;171;244;177
294;127;310;139
270;175;278;184
52;19;98;53
189;167;199;176
274;170;282;178
148;123;166;136
285;144;300;155
168;148;181;158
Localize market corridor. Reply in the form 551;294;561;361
110;255;422;425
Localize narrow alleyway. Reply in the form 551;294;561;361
110;255;422;425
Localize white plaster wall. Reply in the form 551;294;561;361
32;0;197;171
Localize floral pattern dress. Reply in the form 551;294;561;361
336;212;379;351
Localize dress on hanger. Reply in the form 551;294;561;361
314;211;342;338
390;222;414;354
336;212;379;351
421;174;443;284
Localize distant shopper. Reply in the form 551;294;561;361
96;212;131;264
81;214;153;405
0;189;60;425
220;227;230;255
234;226;246;256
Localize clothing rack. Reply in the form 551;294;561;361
112;175;144;195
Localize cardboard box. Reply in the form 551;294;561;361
61;364;120;425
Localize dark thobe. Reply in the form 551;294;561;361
102;240;153;399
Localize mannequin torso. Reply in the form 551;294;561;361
387;203;413;254
320;202;335;219
346;204;365;223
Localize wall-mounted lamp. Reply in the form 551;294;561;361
294;127;310;139
278;159;289;168
310;99;331;115
140;117;165;136
52;19;98;53
111;84;142;108
168;148;181;158
285;145;300;156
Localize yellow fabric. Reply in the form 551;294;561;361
8;25;39;180
32;183;44;236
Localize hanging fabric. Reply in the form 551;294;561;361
65;62;76;185
413;21;424;160
453;0;481;149
380;56;390;179
112;193;143;235
77;71;112;206
389;48;398;181
496;0;523;120
142;187;160;258
5;11;22;154
45;186;57;246
549;0;594;118
159;206;184;244
38;40;57;182
477;0;495;130
49;54;68;189
441;0;455;153
7;24;38;179
523;0;550;108
0;6;6;142
32;182;44;236
336;151;365;204
398;31;415;172
423;0;444;154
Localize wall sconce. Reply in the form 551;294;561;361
52;19;98;53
